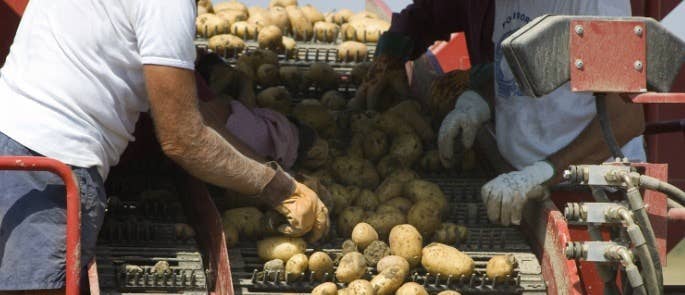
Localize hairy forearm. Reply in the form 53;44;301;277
547;94;645;183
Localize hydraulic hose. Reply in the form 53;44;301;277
595;94;625;159
638;174;685;207
606;245;647;295
609;205;661;295
625;185;664;295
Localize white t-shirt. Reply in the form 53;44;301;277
0;0;197;178
493;0;646;169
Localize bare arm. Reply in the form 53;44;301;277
547;93;645;183
144;65;291;197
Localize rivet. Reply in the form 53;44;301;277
634;25;643;36
575;59;584;69
634;60;643;71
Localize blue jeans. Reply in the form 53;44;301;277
0;131;106;290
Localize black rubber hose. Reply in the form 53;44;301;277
626;187;664;295
639;175;685;207
595;94;625;159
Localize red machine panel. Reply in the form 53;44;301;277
569;20;647;93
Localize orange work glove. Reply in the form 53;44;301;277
274;182;330;243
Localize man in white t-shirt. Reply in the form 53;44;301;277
0;0;329;291
363;0;645;226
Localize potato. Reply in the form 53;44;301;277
300;4;325;24
338;41;368;62
269;0;298;8
198;15;231;38
208;34;245;57
377;255;410;274
216;10;248;26
486;254;517;282
269;6;290;32
375;156;405;179
309;252;334;280
419;150;442;173
337;206;366;237
438;292;462;295
384;197;413;212
285;253;308;281
174;223;196;240
313;21;339;42
370;266;406;295
223;207;263;239
230;21;259;39
328;183;352;215
363;240;390;266
375;179;403;203
353;189;379;211
257;86;292;114
350;62;371;85
332;9;354;25
376;204;401;215
281;36;297;57
390;133;423;166
331;156;379;189
361;129;387;161
404;179;448;213
366;211;406;240
262;258;285;280
351;222;379;250
300;137;329;170
341;239;359;255
248;6;273;29
385;101;434;143
349;11;378;23
286;6;314;40
312;282;337;295
257;236;307;262
375;112;414;137
359;19;390;43
335;252;367;283
293;103;335;135
198;0;213;12
396;282;428;295
256;64;280;87
348;279;375;295
388;224;423;268
214;1;247;14
279;66;303;93
407;201;442;238
305;63;339;91
321;90;347;110
349;111;379;134
258;25;284;51
433;222;468;245
221;221;239;247
198;5;211;15
346;134;364;159
421;243;475;278
385;169;418;183
310;168;335;186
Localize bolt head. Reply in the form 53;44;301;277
634;60;643;71
562;170;572;180
575;25;584;35
575;59;584;69
634;25;643;36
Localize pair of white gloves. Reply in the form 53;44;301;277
438;91;554;226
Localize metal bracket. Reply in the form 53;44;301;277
564;202;629;224
565;241;625;262
564;164;632;186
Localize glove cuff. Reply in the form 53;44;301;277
375;31;414;60
526;161;555;184
257;162;297;207
455;90;491;122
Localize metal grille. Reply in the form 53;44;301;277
228;177;547;294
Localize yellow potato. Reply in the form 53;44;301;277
384;197;413;212
216;10;248;26
281;36;297;57
376;255;410;274
363;240;390;266
353;189;379;211
285;253;308;281
257;25;284;51
198;15;230;38
348;11;379;23
309;251;334;280
338;41;368;62
419;150;443;173
331;156;379;189
313;21;339;42
388;224;423;268
198;0;213;13
486;254;517;282
256;236;307;262
305;62;339;91
301;4;325;24
337;206;366;237
286;6;314;40
208;34;245;57
230;21;259;39
221;221;239;248
375;179;403;203
432;222;468;245
438;291;463;295
332;9;354;25
366;211;406;240
396;282;429;295
362;129;388;161
403;179;447;213
347;279;375;295
375;204;402;215
359;19;390;43
257;86;292;114
269;6;291;32
222;207;263;239
335;252;367;283
311;282;337;295
407;201;442;238
214;1;247;14
375;156;405;179
370;266;406;295
321;90;347;110
390;132;423;167
351;222;379;250
269;0;298;8
421;243;475;278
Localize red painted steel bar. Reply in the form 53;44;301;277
630;92;685;103
0;156;81;295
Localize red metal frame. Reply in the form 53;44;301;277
0;156;81;295
629;92;685;103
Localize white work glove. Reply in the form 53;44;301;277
437;90;490;168
481;161;554;226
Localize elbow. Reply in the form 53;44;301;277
160;139;189;162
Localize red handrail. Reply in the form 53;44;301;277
0;156;81;295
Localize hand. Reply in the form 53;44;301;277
349;56;410;111
481;161;554;226
274;182;330;243
437;90;490;167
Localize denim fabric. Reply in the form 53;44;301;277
0;131;106;290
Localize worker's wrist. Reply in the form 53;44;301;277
375;31;413;61
256;162;296;207
541;159;559;185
